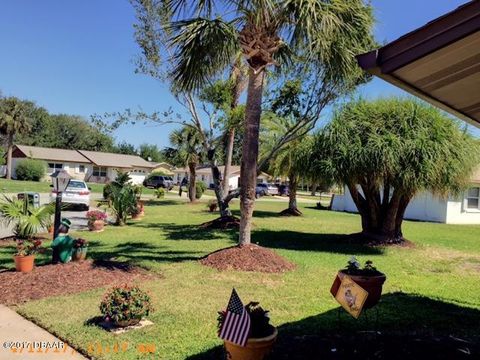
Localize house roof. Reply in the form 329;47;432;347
13;145;91;163
356;1;480;128
77;150;155;169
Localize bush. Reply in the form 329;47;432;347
154;188;165;199
103;183;118;200
195;182;207;199
15;159;46;181
100;285;153;324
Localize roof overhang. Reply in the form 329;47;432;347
357;1;480;128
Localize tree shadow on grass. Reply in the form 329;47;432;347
231;209;284;218
252;229;383;255
132;222;238;242
187;292;480;359
88;241;205;266
144;199;183;207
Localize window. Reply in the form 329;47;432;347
93;166;107;177
78;165;85;173
48;163;63;172
67;180;87;189
466;187;480;210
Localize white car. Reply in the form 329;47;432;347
50;180;90;210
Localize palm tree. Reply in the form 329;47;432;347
0;97;32;179
168;126;204;201
132;0;375;244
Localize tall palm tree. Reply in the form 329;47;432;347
0;97;32;179
168;126;204;201
133;0;375;244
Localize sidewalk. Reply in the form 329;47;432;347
0;305;87;360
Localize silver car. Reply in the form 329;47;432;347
50;179;90;210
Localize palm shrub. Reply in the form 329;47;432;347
154;188;165;199
195;182;207;199
108;184;137;226
15;159;46;181
0;195;54;239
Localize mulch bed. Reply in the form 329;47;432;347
200;244;296;273
199;216;240;229
279;208;303;216
0;260;155;305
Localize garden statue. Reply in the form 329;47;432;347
51;218;75;263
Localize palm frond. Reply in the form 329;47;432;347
168;18;239;92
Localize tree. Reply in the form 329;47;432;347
313;98;480;244
0;97;33;179
130;0;375;245
139;143;164;162
167;126;204;201
115;141;138;155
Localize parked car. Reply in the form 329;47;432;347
143;175;174;190
278;184;290;196
257;183;279;196
228;186;267;198
50;179;90;210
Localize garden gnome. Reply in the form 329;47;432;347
51;218;75;263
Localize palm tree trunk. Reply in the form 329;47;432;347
223;128;235;195
239;69;265;245
6;133;13;180
288;177;298;211
188;163;197;202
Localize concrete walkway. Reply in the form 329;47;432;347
0;305;87;359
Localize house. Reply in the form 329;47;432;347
173;165;270;189
10;144;156;184
332;169;480;224
150;162;175;176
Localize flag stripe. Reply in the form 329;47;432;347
219;289;251;347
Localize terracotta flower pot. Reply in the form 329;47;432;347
224;328;278;360
114;318;141;328
88;220;104;232
14;255;35;273
334;270;387;309
72;247;88;261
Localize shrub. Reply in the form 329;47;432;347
100;285;153;324
195;182;207;199
154;188;165;199
207;199;217;212
103;183;116;200
15;159;46;181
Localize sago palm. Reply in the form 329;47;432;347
0;195;54;239
132;0;375;244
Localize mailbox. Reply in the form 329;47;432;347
17;192;41;208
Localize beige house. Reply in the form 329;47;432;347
151;162;175;176
173;165;270;189
10;145;156;184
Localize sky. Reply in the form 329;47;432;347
0;0;477;148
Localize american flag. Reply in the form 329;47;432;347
219;288;251;346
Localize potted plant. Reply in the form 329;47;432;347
219;302;277;360
72;238;89;261
131;206;142;220
14;239;43;272
331;256;386;309
86;210;107;232
137;200;145;216
100;285;153;327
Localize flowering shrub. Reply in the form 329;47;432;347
86;210;107;222
74;238;89;248
15;239;43;256
100;285;153;324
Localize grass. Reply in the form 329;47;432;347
1;199;479;359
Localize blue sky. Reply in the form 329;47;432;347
0;0;477;148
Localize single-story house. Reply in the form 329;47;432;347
10;144;157;184
173;165;270;189
150;162;175;176
332;168;480;224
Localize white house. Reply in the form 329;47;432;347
332;169;480;224
173;165;270;189
10;144;156;184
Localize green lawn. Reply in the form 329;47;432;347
1;199;479;359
